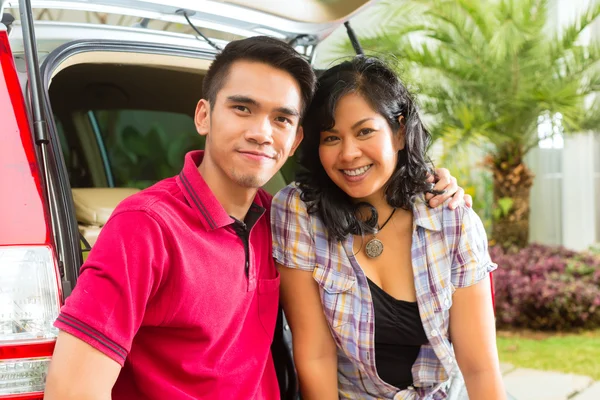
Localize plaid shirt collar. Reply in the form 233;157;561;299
412;194;443;232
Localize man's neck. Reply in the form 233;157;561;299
197;158;258;221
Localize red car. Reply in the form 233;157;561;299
0;0;375;398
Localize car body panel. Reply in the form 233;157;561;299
0;27;50;245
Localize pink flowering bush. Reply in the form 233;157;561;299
491;244;600;331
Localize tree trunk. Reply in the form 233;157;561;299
488;146;535;249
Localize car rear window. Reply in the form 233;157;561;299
58;109;204;189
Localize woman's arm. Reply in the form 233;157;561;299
278;263;339;400
449;275;506;400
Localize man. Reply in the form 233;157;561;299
45;36;469;400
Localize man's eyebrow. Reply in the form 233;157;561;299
226;95;259;106
324;118;375;134
275;107;300;118
226;96;299;118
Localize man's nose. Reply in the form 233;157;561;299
340;138;361;162
246;116;274;145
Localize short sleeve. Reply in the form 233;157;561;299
451;206;498;288
54;211;168;366
271;185;316;271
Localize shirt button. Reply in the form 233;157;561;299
444;299;450;307
284;324;290;331
447;357;454;363
430;330;438;337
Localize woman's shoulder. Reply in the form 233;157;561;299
273;182;301;198
272;182;304;209
412;194;481;233
272;182;317;220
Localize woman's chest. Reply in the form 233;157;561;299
313;229;455;360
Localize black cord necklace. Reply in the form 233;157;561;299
365;208;397;258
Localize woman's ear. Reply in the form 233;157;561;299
395;115;406;151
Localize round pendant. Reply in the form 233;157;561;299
365;238;384;258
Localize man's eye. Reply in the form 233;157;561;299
233;105;250;113
275;116;292;125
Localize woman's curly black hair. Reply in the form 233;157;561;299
296;56;433;241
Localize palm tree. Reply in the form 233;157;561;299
337;0;599;249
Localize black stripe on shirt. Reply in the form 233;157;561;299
57;313;127;361
179;172;216;229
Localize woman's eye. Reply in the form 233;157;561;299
358;128;374;136
322;135;339;143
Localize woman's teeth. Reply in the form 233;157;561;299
342;165;372;176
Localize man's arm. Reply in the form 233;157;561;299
44;331;121;400
44;210;168;399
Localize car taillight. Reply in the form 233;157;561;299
0;246;60;398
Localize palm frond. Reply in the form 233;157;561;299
558;0;600;54
579;97;600;131
332;0;599;160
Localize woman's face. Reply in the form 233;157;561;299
318;93;404;203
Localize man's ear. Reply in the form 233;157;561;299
195;99;211;136
289;126;304;156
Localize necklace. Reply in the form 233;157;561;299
365;208;397;258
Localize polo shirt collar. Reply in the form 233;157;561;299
177;150;236;231
412;194;443;232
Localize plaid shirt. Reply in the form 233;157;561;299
271;184;497;400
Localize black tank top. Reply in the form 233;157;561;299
367;278;429;389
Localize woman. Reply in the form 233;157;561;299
271;57;504;399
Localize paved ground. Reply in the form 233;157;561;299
501;363;600;400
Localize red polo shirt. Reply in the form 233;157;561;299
55;151;280;399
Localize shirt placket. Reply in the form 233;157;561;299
246;226;257;292
232;221;257;292
343;237;401;398
412;227;455;384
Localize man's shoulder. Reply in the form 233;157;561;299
112;176;182;222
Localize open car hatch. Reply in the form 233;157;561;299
3;0;377;44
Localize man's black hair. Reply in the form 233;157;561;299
203;36;316;119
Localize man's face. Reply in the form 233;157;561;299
195;60;304;189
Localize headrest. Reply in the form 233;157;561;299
72;188;140;226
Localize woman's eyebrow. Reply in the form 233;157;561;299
324;117;376;134
351;118;374;129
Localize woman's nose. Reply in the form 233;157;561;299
340;138;361;162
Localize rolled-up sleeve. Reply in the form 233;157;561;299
451;206;498;288
271;185;316;272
